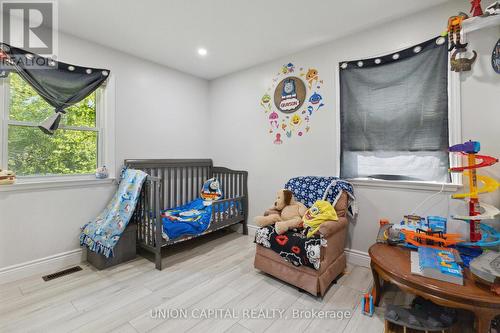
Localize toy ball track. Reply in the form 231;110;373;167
448;141;500;246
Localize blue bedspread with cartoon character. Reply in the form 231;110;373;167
80;169;147;258
161;199;240;241
161;198;213;240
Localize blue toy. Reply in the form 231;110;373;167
361;293;374;317
427;216;447;233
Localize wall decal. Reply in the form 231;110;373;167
260;62;325;144
493;38;500;74
274;76;306;113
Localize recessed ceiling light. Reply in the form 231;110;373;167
197;48;208;56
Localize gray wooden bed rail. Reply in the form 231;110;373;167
125;159;248;270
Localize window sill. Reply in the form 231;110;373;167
0;176;116;192
347;178;460;193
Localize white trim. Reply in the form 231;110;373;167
348;178;459;193
0;74;116;180
448;57;462;186
247;224;259;236
101;74;116;178
461;15;500;42
345;248;371;268
0;176;115;192
0;249;84;284
334;63;341;177
0;77;8;169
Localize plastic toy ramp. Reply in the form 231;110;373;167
449;153;499;172
401;229;463;248
452;173;500;199
453;202;500;221
459;223;500;247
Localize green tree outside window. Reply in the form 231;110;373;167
7;74;98;176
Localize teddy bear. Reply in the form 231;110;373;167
254;189;307;235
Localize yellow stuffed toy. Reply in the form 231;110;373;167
302;200;338;238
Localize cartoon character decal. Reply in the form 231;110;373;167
282;78;296;98
304;68;318;89
260;62;326;144
274;133;283;144
269;111;279;128
290;114;302;127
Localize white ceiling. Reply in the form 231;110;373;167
57;0;451;79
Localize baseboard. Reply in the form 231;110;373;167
249;224;371;268
0;249;84;284
247;224;258;236
345;248;370;268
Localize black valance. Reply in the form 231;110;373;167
339;36;448;70
0;43;110;134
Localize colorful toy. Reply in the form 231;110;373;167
447;12;469;52
301;200;338;238
95;165;109;179
200;177;222;201
470;0;484;16
449;140;500;244
361;293;374;317
253;189;307;234
427;216;447;233
451;50;478;72
401;215;426;231
401;229;463;249
0;169;15;185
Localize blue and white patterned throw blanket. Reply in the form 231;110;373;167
284;176;357;216
80;168;147;258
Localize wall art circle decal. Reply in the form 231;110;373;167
273;76;306;113
492;38;500;74
260;62;325;144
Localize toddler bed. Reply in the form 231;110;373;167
125;159;248;270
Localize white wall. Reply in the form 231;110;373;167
0;32;210;270
209;0;500;254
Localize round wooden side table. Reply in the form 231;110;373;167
369;243;500;333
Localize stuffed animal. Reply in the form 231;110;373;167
302;200;338;238
200;177;222;201
0;169;15;185
254;189;307;234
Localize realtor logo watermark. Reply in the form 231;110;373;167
150;308;352;321
1;0;58;56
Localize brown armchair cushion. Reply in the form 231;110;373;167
334;192;348;217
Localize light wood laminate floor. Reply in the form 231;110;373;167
0;230;475;333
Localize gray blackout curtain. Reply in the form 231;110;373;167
339;36;449;182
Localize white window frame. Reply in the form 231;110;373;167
334;41;462;191
0;74;116;189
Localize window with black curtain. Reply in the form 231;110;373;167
339;36;450;183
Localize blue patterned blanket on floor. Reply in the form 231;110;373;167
284;176;357;216
80;169;147;258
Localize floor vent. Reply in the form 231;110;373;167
42;266;83;281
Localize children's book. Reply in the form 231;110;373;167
415;247;463;285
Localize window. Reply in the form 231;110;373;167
339;37;451;183
1;73;102;177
